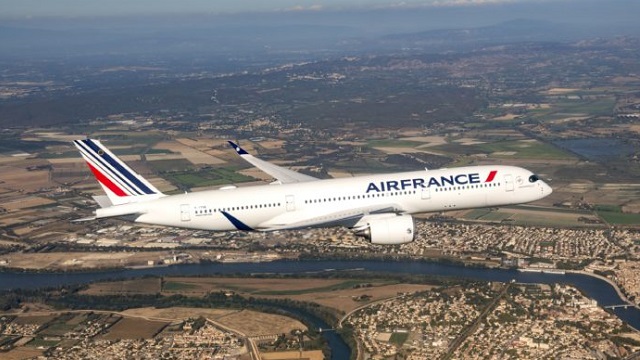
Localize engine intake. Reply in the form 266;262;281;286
354;214;414;245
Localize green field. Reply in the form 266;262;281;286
147;159;194;172
528;97;616;120
594;204;640;225
597;211;640;225
595;204;623;213
368;139;424;148
255;280;384;296
464;209;493;220
27;337;60;348
163;281;200;291
480;212;513;222
164;168;255;188
463;209;508;222
37;150;81;159
389;332;410;346
95;134;165;147
475;140;572;159
431;140;573;160
463;207;598;227
334;158;398;173
112;148;174;156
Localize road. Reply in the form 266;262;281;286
442;283;512;360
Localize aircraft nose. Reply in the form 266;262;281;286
541;181;553;197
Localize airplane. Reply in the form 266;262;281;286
73;138;552;245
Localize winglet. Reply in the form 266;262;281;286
226;139;318;184
227;141;249;155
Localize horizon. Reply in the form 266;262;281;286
1;0;639;31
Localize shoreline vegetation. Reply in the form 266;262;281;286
0;258;638;358
0;255;636;312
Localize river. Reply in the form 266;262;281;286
1;260;639;359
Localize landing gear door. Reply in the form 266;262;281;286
180;204;191;221
504;174;514;192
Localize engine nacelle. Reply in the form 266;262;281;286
354;214;414;245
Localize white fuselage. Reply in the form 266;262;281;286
102;165;552;231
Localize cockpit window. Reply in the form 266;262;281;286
529;175;540;183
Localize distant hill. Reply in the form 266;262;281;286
377;19;580;51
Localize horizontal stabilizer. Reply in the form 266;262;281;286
92;195;113;208
72;216;97;222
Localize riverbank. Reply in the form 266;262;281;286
1;260;640;358
566;269;640;311
0;260;637;331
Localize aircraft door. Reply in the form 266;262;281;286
180;204;191;221
504;174;514;192
286;195;295;212
421;186;431;200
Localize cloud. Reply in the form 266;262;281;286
285;4;324;12
379;0;551;9
430;0;519;6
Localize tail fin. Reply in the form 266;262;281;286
73;139;164;206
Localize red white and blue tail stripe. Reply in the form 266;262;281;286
74;139;163;206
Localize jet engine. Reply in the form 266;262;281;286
353;214;414;245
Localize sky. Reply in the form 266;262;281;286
0;0;583;18
1;0;638;37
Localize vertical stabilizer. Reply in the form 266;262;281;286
73;139;164;206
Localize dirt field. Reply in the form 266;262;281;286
160;277;350;296
256;140;285;150
144;153;185;161
402;136;448;146
100;317;168;340
279;284;434;313
82;278;162;295
2;347;44;360
327;170;356;178
217;310;305;336
373;146;445;155
46;157;85;164
144;176;178;192
238;168;276;181
120;307;237;321
2;196;56;211
461;206;601;227
30;132;80;142
493;114;520;121
83;277;435;314
0;165;52;192
154;140;225;165
3;251;173;270
119;307;306;336
157;277;433;313
12;315;56;326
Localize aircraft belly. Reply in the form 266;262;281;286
458;192;487;208
134;213;236;231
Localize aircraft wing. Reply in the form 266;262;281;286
228;141;318;184
259;203;401;231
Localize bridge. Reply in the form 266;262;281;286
604;304;631;309
318;327;335;333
